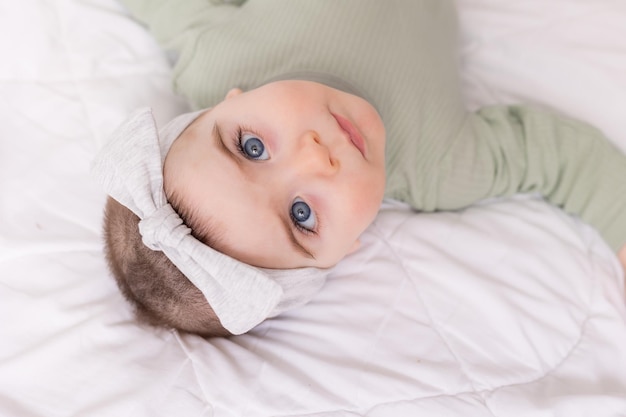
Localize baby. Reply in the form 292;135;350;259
95;0;626;337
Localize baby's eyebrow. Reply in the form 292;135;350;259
212;123;237;164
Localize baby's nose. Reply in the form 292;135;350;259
294;131;337;177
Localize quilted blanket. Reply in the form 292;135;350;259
1;0;625;416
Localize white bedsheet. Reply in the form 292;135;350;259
1;1;625;416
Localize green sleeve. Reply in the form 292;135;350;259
117;0;242;49
434;105;626;252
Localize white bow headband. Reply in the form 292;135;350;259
91;108;327;335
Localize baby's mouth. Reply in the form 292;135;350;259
331;113;367;158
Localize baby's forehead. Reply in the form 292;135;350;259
156;108;211;163
178;108;213;139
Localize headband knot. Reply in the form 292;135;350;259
138;204;189;251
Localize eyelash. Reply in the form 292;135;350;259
230;124;320;236
232;125;262;159
290;211;319;236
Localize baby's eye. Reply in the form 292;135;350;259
240;133;269;160
291;198;317;232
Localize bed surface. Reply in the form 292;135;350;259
1;1;626;416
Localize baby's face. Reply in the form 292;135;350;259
164;80;386;269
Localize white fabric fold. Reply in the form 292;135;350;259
91;108;328;334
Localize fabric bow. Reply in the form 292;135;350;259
91;108;327;334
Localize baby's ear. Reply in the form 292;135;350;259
225;88;243;100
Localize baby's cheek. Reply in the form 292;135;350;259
351;182;384;228
364;171;386;207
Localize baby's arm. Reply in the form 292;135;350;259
432;105;626;259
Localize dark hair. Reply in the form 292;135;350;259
102;197;230;337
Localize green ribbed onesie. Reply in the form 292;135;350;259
120;0;626;252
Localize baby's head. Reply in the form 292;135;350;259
98;80;386;336
164;80;386;269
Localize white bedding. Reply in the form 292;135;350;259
1;1;625;416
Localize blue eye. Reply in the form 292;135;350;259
291;198;317;232
240;133;269;160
